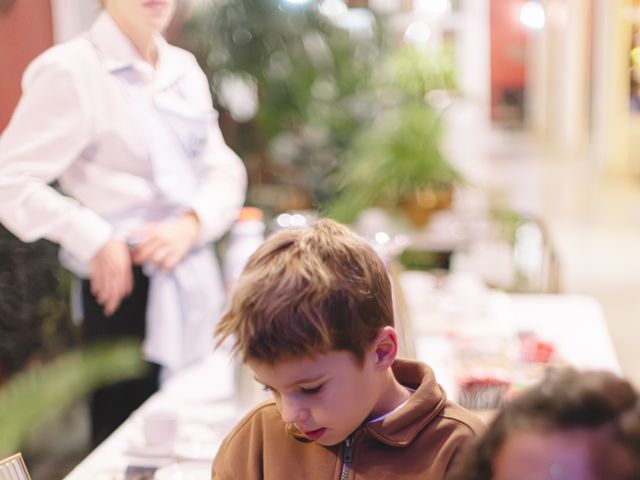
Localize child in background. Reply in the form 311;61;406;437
450;368;640;480
212;219;484;480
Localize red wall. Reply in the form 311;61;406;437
0;2;54;132
490;0;527;123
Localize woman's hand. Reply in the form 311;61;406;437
131;211;201;271
90;237;134;316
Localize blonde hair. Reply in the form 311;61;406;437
215;219;394;364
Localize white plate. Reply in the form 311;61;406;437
154;462;211;480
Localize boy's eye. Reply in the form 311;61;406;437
300;385;323;395
261;385;272;392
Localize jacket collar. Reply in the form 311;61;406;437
286;359;447;447
364;359;447;447
87;11;186;89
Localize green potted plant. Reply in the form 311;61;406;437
324;45;464;227
184;2;462;222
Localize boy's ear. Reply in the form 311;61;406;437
372;326;398;370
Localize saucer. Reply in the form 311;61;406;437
154;462;210;480
173;439;220;462
126;440;175;458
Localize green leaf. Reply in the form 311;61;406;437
0;340;146;457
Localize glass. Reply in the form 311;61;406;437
0;453;31;480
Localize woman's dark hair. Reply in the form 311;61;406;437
451;368;640;480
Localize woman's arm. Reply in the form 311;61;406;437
0;50;135;315
0;51;113;265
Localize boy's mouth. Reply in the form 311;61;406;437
302;427;327;441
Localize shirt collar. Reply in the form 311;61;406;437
88;11;184;88
363;359;447;446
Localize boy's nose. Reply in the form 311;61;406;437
280;397;309;424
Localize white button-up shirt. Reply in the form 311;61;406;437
0;12;246;270
0;12;247;373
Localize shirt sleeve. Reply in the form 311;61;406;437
0;51;113;265
183;56;247;245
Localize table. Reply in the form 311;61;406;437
397;271;622;401
64;272;622;479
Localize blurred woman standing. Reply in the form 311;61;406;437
0;0;246;444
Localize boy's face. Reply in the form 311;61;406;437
247;350;380;446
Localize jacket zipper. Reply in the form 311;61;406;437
340;435;354;480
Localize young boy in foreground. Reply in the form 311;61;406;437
212;219;484;479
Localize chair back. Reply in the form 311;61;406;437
0;453;31;480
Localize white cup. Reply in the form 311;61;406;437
142;411;179;447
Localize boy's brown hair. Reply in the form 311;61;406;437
215;219;394;364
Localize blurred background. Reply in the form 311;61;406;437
2;0;640;477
